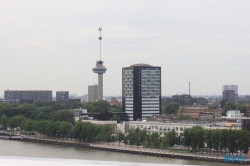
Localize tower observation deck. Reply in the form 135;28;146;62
92;27;107;100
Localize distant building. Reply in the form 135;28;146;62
56;91;69;106
82;94;88;102
69;94;77;99
88;84;98;102
161;97;176;106
110;97;120;107
4;90;52;103
68;98;81;105
200;112;214;121
117;121;129;134
223;90;236;103
0;99;19;105
241;105;250;131
172;94;193;106
222;85;238;103
213;108;226;120
122;64;161;121
178;106;210;120
193;97;208;105
241;95;250;103
241;117;250;133
208;102;219;108
68;108;87;122
226;110;243;120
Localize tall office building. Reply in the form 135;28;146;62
56;91;69;106
88;84;98;102
122;64;161;121
92;27;107;100
4;90;52;103
222;85;238;103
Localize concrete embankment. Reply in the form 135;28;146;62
10;137;250;164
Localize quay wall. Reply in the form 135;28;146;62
11;137;250;164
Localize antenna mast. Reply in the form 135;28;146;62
98;27;102;60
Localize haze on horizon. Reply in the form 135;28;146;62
1;0;250;97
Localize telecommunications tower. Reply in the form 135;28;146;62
92;27;107;100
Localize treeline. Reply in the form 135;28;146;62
124;127;250;155
220;100;249;113
0;110;75;131
1;114;113;142
0;102;78;121
0;100;121;121
124;128;177;148
184;126;250;155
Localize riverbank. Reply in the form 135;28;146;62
9;136;250;164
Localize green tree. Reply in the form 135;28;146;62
57;121;72;139
50;102;64;111
163;130;177;148
139;130;147;144
204;130;213;155
52;111;75;125
116;130;125;146
15;104;37;116
164;102;179;115
220;99;227;108
1;114;8;131
101;125;112;144
82;103;95;113
178;115;190;120
73;122;82;141
220;129;228;155
45;120;54;137
34;120;48;137
0;103;12;117
127;128;137;147
111;116;121;123
149;132;160;148
238;130;250;154
183;128;192;152
69;102;83;109
228;129;237;155
236;103;248;113
93;100;110;113
35;101;57;107
224;101;236;110
20;119;34;132
8;116;26;130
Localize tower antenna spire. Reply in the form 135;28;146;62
98;27;102;60
93;27;106;101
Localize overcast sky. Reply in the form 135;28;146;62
1;0;250;97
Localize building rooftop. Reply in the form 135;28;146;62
130;63;152;67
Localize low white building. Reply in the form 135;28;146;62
68;108;87;121
128;121;241;137
226;110;243;120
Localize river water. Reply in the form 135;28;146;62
0;140;244;166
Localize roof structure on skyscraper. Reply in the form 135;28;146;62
130;63;152;67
